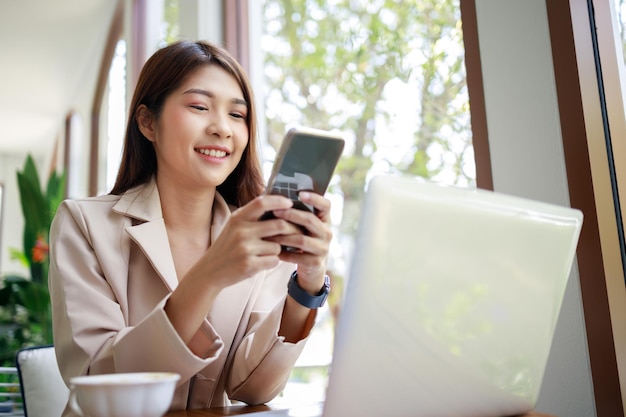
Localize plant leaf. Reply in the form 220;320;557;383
46;170;66;226
8;248;29;267
16;158;47;254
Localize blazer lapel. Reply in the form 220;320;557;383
113;179;179;292
126;219;179;292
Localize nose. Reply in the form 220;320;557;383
207;112;233;138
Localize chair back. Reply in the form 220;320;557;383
16;345;69;417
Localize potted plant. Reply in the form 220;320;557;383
0;155;66;365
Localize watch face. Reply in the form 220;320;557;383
322;275;331;294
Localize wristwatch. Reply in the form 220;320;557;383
288;271;330;309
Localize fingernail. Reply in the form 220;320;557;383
299;191;310;200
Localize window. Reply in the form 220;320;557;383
103;40;127;194
256;0;473;403
616;0;626;55
100;0;180;194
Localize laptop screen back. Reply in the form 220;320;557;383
323;175;583;417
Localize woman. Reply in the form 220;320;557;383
48;40;332;414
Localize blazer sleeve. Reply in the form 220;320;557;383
226;263;318;404
48;200;223;387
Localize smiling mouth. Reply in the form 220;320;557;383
196;148;228;158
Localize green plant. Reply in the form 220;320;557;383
0;155;66;365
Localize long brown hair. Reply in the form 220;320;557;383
109;41;264;206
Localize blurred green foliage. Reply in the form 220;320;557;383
0;155;65;365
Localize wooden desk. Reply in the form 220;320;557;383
164;403;557;417
165;404;276;416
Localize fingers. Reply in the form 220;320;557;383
274;206;332;240
233;194;294;221
270;232;329;256
201;194;328;285
228;195;303;243
268;196;333;260
231;192;332;258
257;218;304;239
299;192;331;222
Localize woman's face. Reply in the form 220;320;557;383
144;64;249;190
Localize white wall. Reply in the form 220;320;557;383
0;1;118;276
178;0;223;43
474;1;596;416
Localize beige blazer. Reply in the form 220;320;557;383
48;179;310;414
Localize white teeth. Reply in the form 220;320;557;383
198;149;227;158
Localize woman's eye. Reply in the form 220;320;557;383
230;112;246;119
190;105;208;111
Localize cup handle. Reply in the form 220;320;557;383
68;387;85;417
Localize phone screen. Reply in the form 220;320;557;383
266;128;345;212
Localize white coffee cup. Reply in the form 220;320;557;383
69;372;180;417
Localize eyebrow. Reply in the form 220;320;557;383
183;88;247;107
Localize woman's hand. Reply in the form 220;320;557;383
198;194;303;287
268;191;333;342
167;192;331;346
166;194;302;346
266;191;333;294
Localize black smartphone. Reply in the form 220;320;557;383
262;127;345;252
264;127;345;214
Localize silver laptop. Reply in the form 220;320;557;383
258;174;583;417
